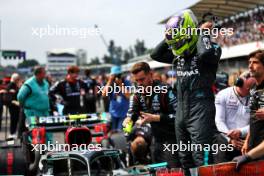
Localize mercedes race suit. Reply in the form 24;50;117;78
151;34;222;170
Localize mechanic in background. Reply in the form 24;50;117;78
123;62;180;168
17;67;50;118
49;66;88;115
83;69;97;113
101;124;152;166
214;71;256;163
234;50;264;170
127;124;152;166
6;73;22;138
17;67;52;142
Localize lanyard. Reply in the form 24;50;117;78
233;87;249;106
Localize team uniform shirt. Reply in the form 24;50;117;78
249;81;264;150
83;77;97;98
49;79;88;114
83;77;97;113
127;124;152;146
17;76;50;118
127;80;177;142
215;87;250;140
127;124;152;166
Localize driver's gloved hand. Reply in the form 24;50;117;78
233;154;252;171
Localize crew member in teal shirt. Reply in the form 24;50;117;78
17;66;52;141
18;66;50;117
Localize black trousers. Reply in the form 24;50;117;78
153;140;181;168
85;98;97;113
63;106;83;115
175;98;216;174
9;104;20;135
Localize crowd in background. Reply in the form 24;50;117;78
214;8;264;47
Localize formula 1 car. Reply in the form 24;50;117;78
21;113;174;175
21;113;111;175
38;149;128;176
38;149;169;176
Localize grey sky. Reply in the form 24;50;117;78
0;0;198;64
